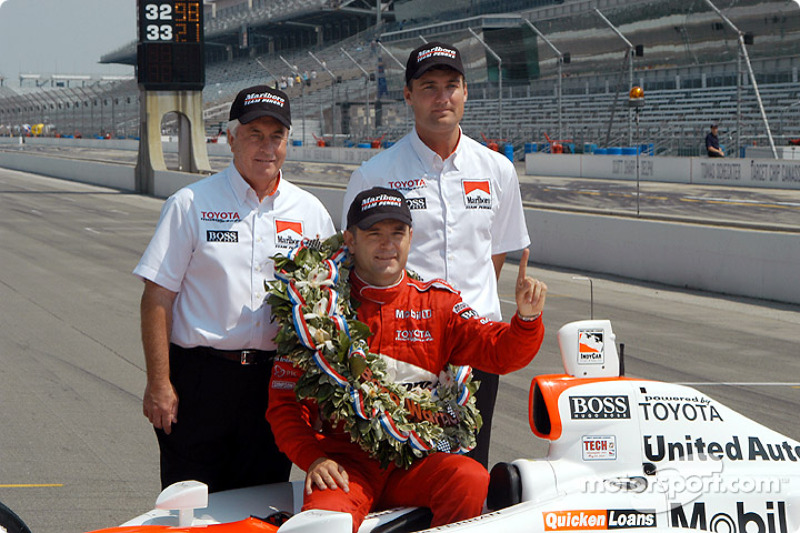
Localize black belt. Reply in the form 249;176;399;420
183;346;276;365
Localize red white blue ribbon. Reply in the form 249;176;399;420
330;246;347;265
457;385;470;407
454;366;471;388
379;412;408;442
407;431;433;452
312;349;348;388
349;389;371;420
287;280;307;307
292;305;316;350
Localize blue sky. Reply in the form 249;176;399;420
0;0;137;83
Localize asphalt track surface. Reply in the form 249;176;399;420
1;154;799;533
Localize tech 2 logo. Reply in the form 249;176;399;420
670;501;789;533
570;395;631;420
543;509;656;530
582;435;617;461
462;180;492;209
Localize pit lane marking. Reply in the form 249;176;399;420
678;382;800;386
0;484;63;488
681;197;800;209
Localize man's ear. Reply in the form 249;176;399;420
343;229;355;249
403;85;412;106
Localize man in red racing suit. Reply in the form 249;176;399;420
267;187;547;531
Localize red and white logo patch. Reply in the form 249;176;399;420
462;180;491;209
578;329;605;365
275;219;303;248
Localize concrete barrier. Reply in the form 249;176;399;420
1;147;798;305
0;149;136;190
525;153;800;190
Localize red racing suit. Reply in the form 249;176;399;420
266;271;544;530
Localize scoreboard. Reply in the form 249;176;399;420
137;0;205;91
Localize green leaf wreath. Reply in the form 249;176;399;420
266;233;482;469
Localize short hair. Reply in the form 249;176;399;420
227;119;241;137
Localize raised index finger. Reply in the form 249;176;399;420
518;248;530;283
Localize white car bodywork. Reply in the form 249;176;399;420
91;320;800;533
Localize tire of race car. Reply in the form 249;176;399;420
0;501;32;533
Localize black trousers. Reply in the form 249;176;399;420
156;344;292;493
465;368;499;469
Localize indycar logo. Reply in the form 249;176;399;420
570;395;631;420
462;180;492;209
578;329;605;364
207;230;238;242
670;501;788;533
543;509;655;530
275;219;303;249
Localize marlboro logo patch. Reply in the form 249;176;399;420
275;219;303;248
462;180;491;209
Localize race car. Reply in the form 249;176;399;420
8;320;799;533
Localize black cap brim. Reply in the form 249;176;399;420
238;109;291;129
356;211;413;230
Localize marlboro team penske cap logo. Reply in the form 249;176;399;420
417;45;457;63
462;180;492;210
275;219;303;248
244;92;285;108
578;329;605;365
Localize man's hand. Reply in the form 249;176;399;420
306;457;350;495
515;249;547;319
143;380;179;434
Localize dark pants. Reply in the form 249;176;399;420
156;344;292;493
465;369;499;468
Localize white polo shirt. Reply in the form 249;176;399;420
134;163;335;351
343;128;530;321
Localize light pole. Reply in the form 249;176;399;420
703;0;777;159
254;57;280;88
468;27;502;139
629;86;644;217
341;47;372;140
279;55;306;145
523;19;564;140
376;40;410;130
595;8;634;147
308;51;338;145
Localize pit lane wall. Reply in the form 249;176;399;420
1;145;798;306
524;153;800;189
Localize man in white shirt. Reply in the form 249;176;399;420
135;85;335;492
342;42;530;467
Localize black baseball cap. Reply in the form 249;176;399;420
229;85;291;128
405;41;465;85
347;187;413;230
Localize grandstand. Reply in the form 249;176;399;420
1;0;798;157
